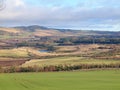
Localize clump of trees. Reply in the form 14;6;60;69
56;36;120;45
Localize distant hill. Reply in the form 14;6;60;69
14;25;49;32
0;25;119;39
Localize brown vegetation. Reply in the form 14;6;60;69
1;63;120;73
0;60;28;67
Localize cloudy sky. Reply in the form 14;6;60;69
0;0;120;31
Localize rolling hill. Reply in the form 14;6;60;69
0;25;119;39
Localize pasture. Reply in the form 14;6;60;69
0;70;120;90
0;48;29;58
22;56;120;67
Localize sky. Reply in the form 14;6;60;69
0;0;120;31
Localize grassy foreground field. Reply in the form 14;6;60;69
0;70;120;90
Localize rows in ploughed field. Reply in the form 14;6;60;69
0;59;28;67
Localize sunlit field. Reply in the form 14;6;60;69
22;56;120;67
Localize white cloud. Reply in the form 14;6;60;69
14;0;25;7
0;0;120;31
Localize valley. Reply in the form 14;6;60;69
0;25;119;72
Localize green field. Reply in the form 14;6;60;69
22;56;120;67
0;48;29;58
0;70;120;90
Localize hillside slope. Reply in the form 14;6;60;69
0;25;119;39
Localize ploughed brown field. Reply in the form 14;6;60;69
0;59;29;67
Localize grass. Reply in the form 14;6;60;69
22;56;120;67
0;33;30;39
0;47;60;60
0;28;20;33
0;70;120;90
0;48;29;58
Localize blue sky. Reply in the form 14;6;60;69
25;0;120;8
25;0;80;7
0;0;120;31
